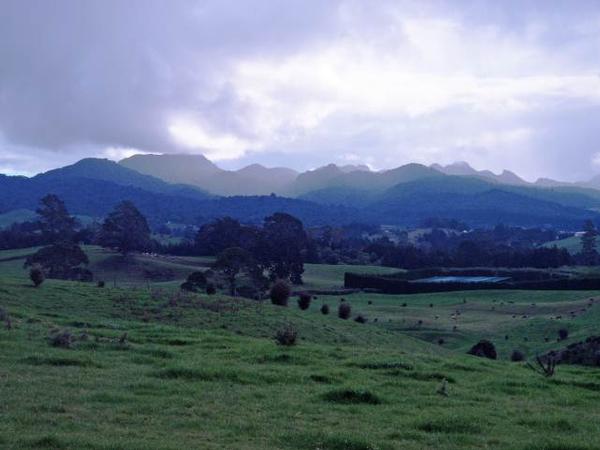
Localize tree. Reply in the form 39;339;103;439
25;240;89;279
212;247;257;296
195;217;257;255
581;220;598;265
98;201;151;255
259;213;307;284
36;194;77;242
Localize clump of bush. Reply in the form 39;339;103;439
511;350;525;362
206;283;216;295
274;324;298;346
320;304;330;315
467;339;497;360
49;330;74;349
338;302;351;320
270;280;291;306
297;293;311;310
97;280;105;288
29;265;45;287
558;328;569;341
354;314;367;324
181;271;208;292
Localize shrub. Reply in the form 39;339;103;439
467;339;497;360
558;328;569;340
187;271;207;286
338;302;351;320
29;265;45;287
438;338;445;345
322;389;381;405
97;280;105;288
297;293;311;310
354;314;367;324
49;331;74;349
320;304;330;315
511;350;525;362
180;281;195;292
274;325;298;346
206;283;216;295
270;280;291;306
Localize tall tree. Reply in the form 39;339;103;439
259;213;307;284
581;220;598;265
98;201;151;255
36;194;77;242
212;247;258;296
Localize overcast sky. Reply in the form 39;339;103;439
1;0;600;181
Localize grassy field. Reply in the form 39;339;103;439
2;248;600;449
542;235;600;254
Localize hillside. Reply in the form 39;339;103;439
2;250;600;449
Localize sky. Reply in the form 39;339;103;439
1;0;600;181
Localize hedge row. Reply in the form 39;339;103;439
344;272;600;294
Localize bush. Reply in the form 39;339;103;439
206;283;216;295
338;302;351;320
274;325;298;346
180;281;195;292
49;331;74;349
97;280;105;288
558;328;569;340
320;304;330;315
354;314;367;324
297;293;311;310
270;280;291;306
187;271;207;286
29;265;45;287
511;350;525;362
467;339;497;360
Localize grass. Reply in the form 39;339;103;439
2;248;600;448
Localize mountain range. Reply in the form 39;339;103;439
2;154;600;229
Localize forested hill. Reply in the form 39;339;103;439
1;157;600;229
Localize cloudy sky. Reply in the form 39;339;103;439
1;0;600;181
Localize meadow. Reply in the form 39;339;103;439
1;247;600;449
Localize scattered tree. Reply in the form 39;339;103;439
98;201;151;256
320;304;330;315
36;194;77;242
259;213;307;284
212;247;257;297
580;220;598;265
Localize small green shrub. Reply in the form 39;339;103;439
320;304;330;315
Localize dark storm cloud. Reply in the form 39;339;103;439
1;0;600;180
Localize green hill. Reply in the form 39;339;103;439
2;248;600;449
